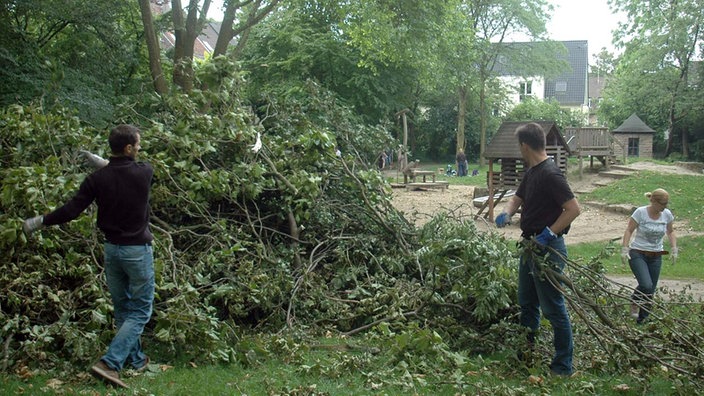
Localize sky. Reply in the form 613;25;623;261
207;0;627;60
545;0;627;60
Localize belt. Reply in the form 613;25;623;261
630;249;668;257
521;231;564;238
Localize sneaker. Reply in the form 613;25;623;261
91;360;128;388
549;369;575;378
630;302;639;319
135;355;150;373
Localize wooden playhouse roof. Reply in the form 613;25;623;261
613;113;655;134
485;121;571;160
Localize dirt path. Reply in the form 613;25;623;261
388;161;704;298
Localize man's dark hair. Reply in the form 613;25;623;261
515;123;546;151
109;124;140;154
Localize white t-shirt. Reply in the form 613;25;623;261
629;206;674;252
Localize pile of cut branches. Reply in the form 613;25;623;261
0;77;517;372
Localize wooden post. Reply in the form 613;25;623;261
402;112;408;151
579;154;583;180
488;159;495;221
396;109;410;176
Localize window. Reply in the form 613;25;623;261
628;137;639;156
555;81;567;92
519;81;532;101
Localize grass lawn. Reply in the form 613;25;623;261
0;335;686;395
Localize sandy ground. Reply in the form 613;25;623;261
388;161;704;298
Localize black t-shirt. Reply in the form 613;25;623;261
515;158;574;237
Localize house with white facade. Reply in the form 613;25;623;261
492;40;589;114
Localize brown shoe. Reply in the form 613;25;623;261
630;302;639;319
91;360;128;388
135;355;150;373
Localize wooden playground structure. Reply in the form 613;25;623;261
563;127;623;179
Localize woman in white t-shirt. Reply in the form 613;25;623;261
620;188;678;324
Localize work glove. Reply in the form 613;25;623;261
620;246;630;266
671;247;678;265
534;226;557;246
495;212;511;228
23;215;44;235
79;150;109;169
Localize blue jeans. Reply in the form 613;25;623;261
102;243;154;371
518;237;573;375
629;250;662;322
458;162;467;177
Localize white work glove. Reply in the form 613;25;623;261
23;215;44;235
671;247;678;265
79;150;109;169
620;246;630;266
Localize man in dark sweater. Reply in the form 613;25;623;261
23;124;154;388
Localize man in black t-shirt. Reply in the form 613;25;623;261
495;123;581;376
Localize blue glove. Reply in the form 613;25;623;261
495;212;511;228
534;226;557;246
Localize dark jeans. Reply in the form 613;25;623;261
629;250;662;322
102;243;154;371
518;237;573;375
458;161;467;176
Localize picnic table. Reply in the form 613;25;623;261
410;170;436;183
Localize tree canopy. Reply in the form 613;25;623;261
602;0;704;158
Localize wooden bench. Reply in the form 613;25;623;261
410;170;436;183
405;181;449;191
472;190;515;208
472;190;516;219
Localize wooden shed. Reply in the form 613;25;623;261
479;121;571;221
612;114;655;159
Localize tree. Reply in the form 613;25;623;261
439;0;557;165
213;0;281;59
136;0;280;92
342;0;458;156
238;2;419;126
0;0;144;123
171;0;212;91
138;0;168;94
608;0;704;157
590;48;616;76
506;97;587;129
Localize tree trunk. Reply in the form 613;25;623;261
138;0;168;95
479;82;487;166
457;85;466;154
665;106;676;157
171;0;187;89
180;0;200;92
171;0;210;91
682;126;689;158
213;0;281;59
213;1;237;57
